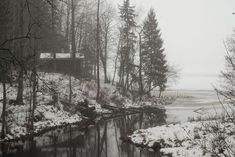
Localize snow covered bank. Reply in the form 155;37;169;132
128;120;235;157
0;72;166;142
39;73;164;111
0;73;99;141
5;103;82;141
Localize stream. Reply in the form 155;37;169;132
0;111;166;157
1;90;222;157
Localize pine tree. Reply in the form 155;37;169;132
118;0;137;94
142;9;168;97
216;33;235;105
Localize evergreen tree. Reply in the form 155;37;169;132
118;0;137;94
142;9;168;97
216;33;235;105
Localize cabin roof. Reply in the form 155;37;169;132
40;53;84;59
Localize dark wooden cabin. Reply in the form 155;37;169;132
38;52;84;78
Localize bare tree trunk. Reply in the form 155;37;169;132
138;30;143;101
66;0;70;52
51;0;57;72
31;65;37;133
58;4;64;33
120;62;125;92
69;0;76;103
69;73;72;103
94;63;97;79
30;34;37;133
100;48;109;83
1;81;7;139
158;90;162;98
96;0;101;100
124;71;129;93
71;0;76;63
103;30;109;83
17;69;24;103
118;43;125;93
16;0;24;104
148;81;151;97
78;22;83;50
118;60;122;85
112;38;120;85
112;55;118;85
123;27;130;94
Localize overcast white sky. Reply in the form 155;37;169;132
112;0;235;90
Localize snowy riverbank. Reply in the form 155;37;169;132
129;119;235;157
5;104;83;141
0;72;90;141
127;90;235;157
0;72;165;142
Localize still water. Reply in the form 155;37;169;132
1;112;166;157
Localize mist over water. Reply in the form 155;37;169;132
171;74;220;90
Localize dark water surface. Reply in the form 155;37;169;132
1;112;166;157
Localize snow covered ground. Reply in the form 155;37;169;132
0;73;87;141
129;120;235;157
128;90;235;157
0;73;104;141
0;72;164;142
6;103;82;141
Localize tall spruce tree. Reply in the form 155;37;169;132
142;9;168;97
118;0;136;94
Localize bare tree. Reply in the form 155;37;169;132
0;59;10;139
71;0;76;60
16;0;25;104
66;0;70;52
100;4;115;83
69;0;76;103
96;0;101;100
112;32;121;85
51;0;57;71
30;34;38;133
138;28;144;100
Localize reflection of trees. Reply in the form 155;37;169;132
115;110;166;157
1;143;7;157
117;111;166;138
95;125;100;157
142;111;166;128
98;122;108;157
114;122;121;157
52;133;58;157
3;111;166;157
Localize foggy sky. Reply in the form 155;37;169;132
113;0;235;90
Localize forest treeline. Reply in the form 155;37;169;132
0;0;177;139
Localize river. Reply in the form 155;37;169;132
1;111;166;157
2;90;224;157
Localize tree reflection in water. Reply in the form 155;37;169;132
1;111;166;157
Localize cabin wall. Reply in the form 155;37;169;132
38;59;83;78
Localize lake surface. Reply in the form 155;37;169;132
165;90;223;122
1;112;166;157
